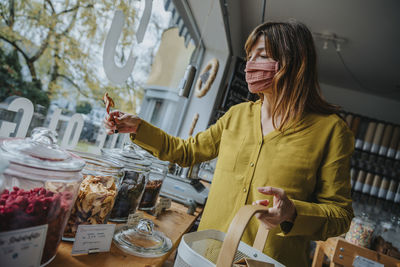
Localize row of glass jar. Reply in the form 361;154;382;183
63;144;169;240
345;212;400;259
0;128;169;265
344;189;400;259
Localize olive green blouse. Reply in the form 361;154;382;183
132;100;354;267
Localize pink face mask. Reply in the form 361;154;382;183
245;61;279;93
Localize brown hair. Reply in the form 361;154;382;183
245;21;339;131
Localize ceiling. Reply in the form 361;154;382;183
225;0;400;101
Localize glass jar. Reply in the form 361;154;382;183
130;144;169;211
101;146;151;222
345;213;376;248
0;127;85;266
372;218;400;259
139;158;168;211
62;151;124;241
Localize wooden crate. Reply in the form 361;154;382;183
312;237;400;267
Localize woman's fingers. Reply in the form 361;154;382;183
116;113;130;119
253;199;269;206
108;110;122;117
257;186;285;198
103;119;115;128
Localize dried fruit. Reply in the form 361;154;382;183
103;92;115;114
0;187;73;264
63;175;117;238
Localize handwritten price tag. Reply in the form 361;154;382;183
71;224;116;255
0;225;48;267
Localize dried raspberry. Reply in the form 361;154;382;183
38;188;46;195
1;186;74;265
26;203;34;214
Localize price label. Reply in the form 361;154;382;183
0;225;48;267
353;256;383;267
71;224;116;255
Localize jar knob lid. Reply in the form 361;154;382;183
31;127;58;146
123;142;137;152
136;219;154;236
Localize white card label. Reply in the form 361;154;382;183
353;256;383;267
0;225;48;267
71;224;116;255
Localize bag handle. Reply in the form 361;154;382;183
216;205;270;267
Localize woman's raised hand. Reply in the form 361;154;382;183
253;186;297;230
103;110;141;135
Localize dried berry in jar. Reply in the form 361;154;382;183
0;186;74;264
109;170;147;221
139;180;163;210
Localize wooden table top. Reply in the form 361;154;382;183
48;202;202;267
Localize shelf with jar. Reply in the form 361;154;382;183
337;111;400;261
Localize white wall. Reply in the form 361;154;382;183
321;83;400;124
177;0;230;138
178;49;229;138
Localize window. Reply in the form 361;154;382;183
0;0;198;153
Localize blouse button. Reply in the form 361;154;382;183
243;188;247;193
250;162;255;167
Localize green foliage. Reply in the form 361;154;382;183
0;0;164;114
75;101;92;114
0;47;49;108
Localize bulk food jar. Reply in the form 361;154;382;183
130;144;169;211
139;158;168;211
372;218;400;259
345;213;376;248
0;128;85;266
101;146;151;222
63;151;124;241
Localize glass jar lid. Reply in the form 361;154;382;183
102;144;151;171
72;151;124;174
113;218;172;257
133;144;169;166
0;127;85;171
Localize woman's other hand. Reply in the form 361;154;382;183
103;110;141;135
253;186;297;230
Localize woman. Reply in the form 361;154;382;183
104;21;354;267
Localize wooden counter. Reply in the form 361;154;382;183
48;202;202;267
